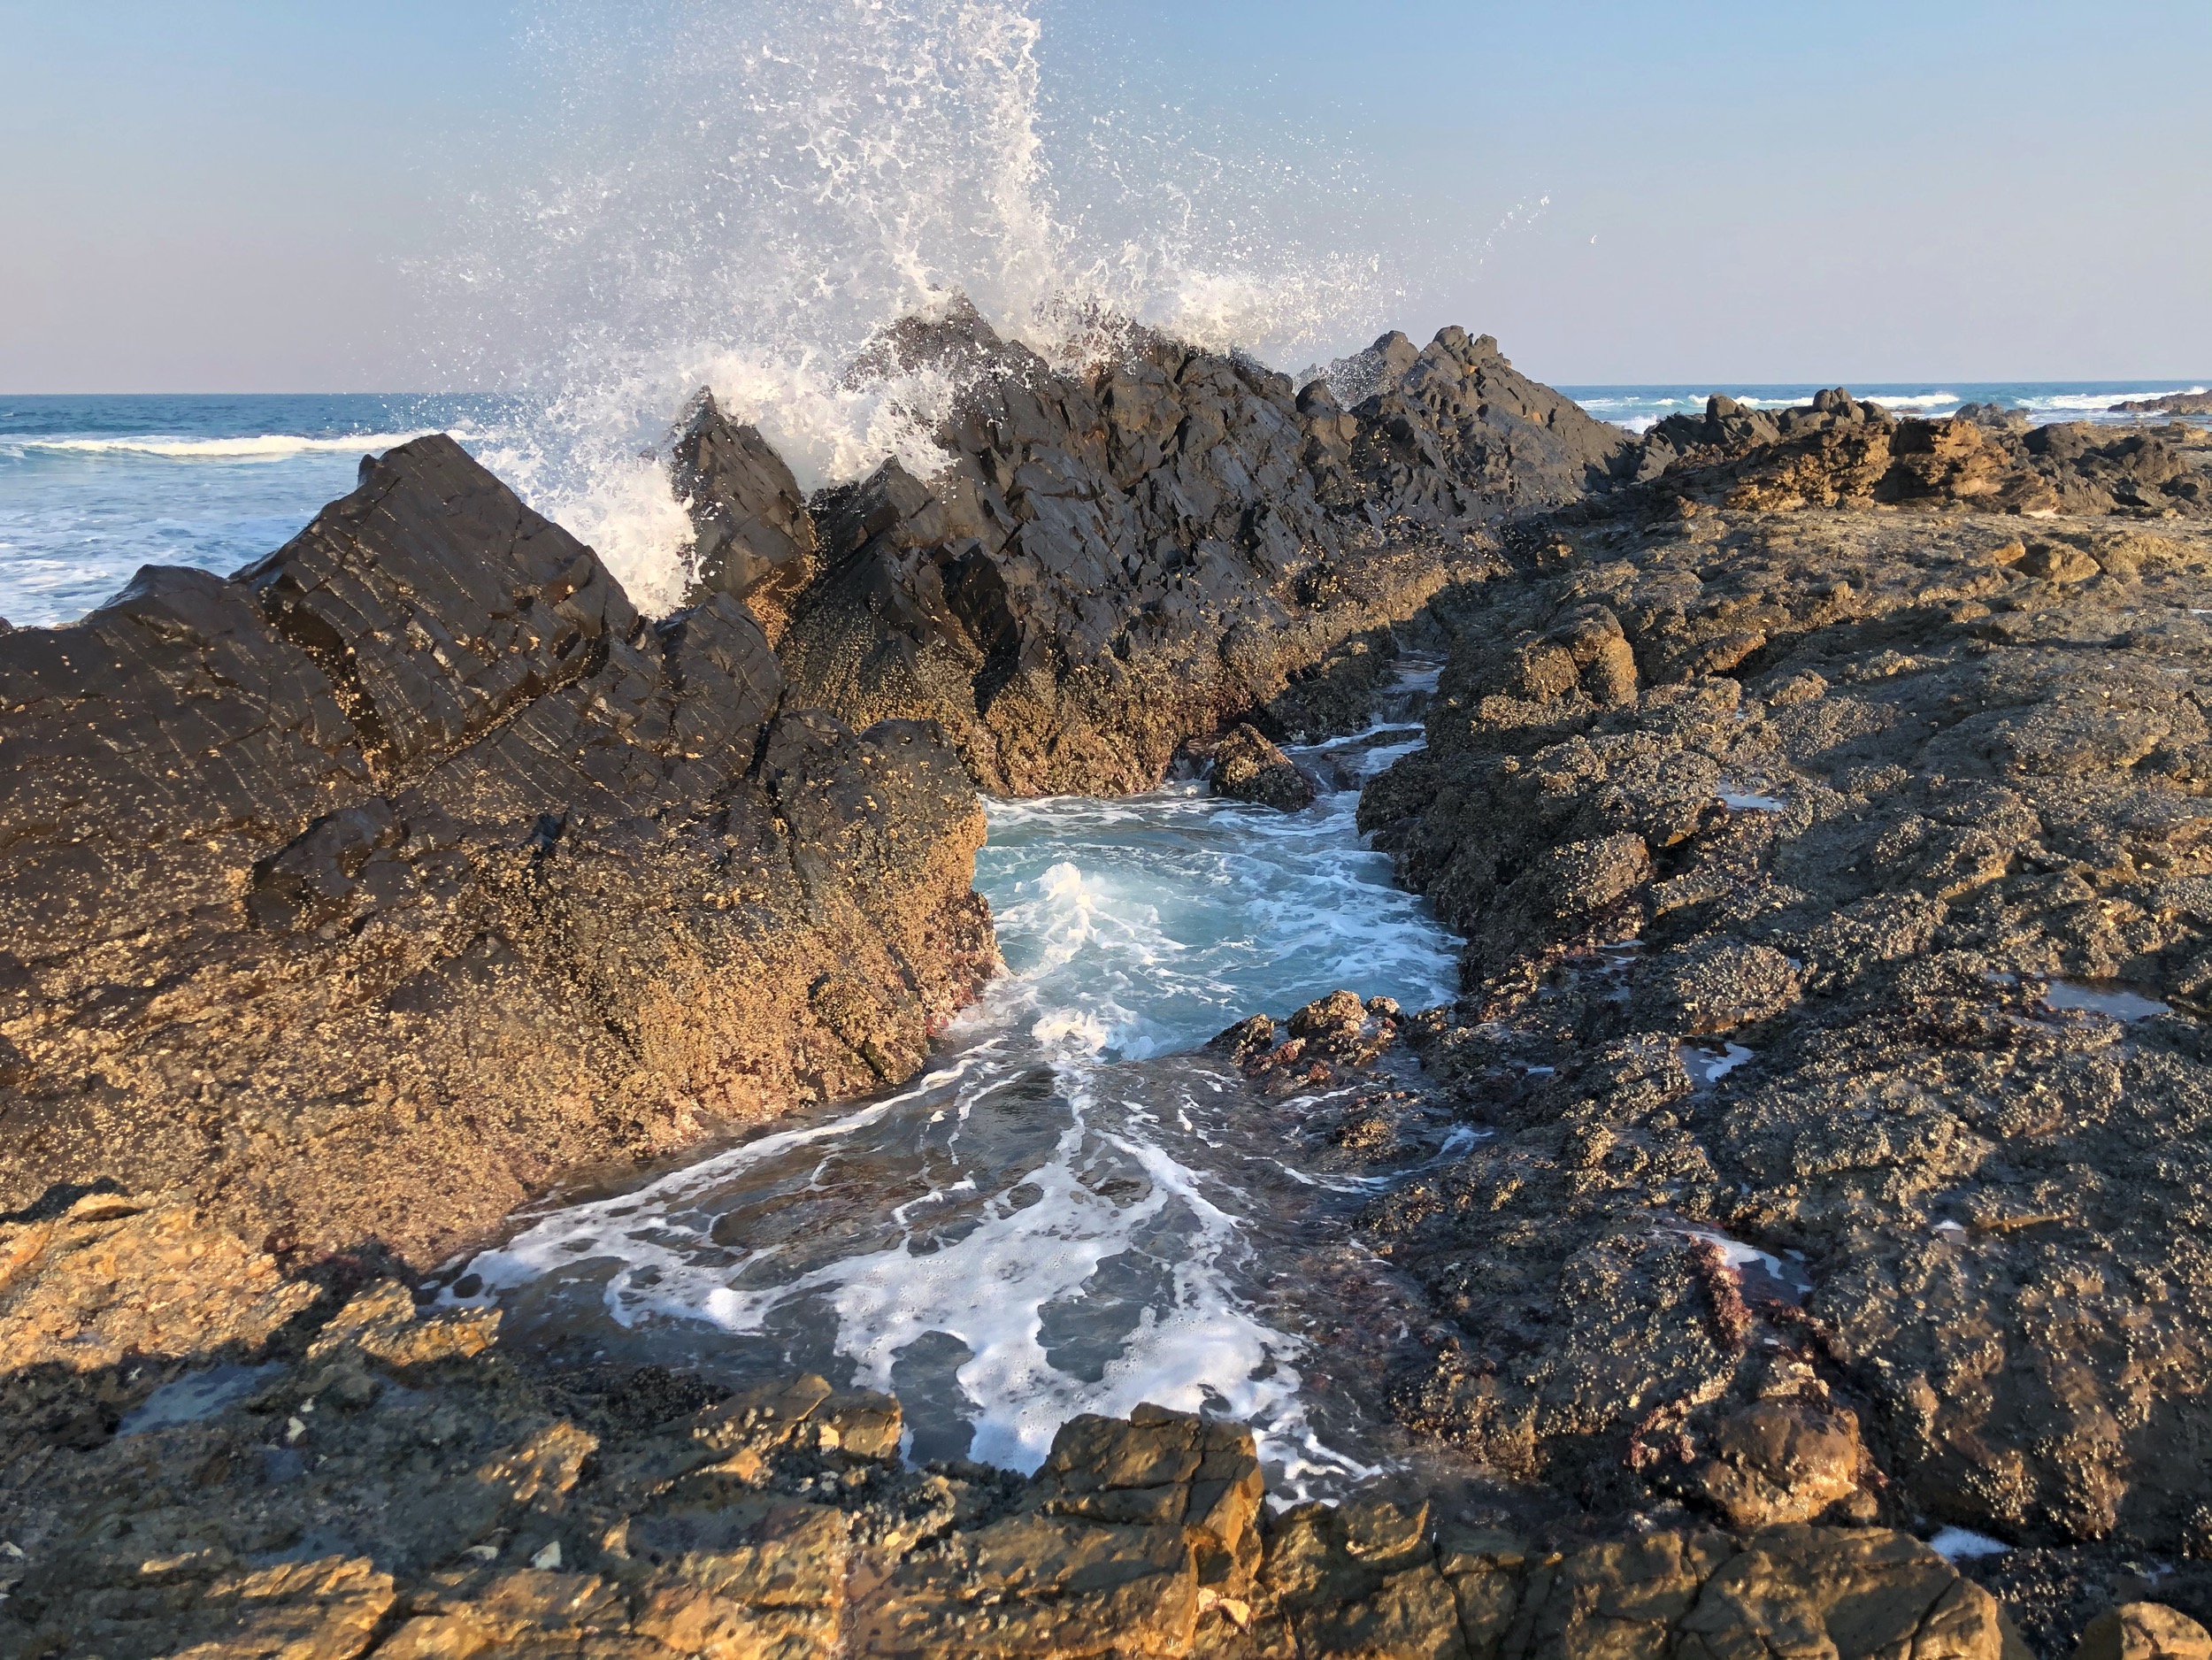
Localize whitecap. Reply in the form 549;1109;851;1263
14;431;439;461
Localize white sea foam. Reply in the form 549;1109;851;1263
1926;1526;2010;1562
427;1;1442;615
449;676;1456;1487
2021;386;2207;411
12;432;438;461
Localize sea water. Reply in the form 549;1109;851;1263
6;380;2204;629
441;683;1463;1493
0;395;489;627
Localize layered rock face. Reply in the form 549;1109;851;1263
670;388;819;644
0;435;992;1269
679;309;1629;795
1359;503;2212;1562
0;1227;2040;1660
1313;325;1636;521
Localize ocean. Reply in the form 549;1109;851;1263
3;380;2205;630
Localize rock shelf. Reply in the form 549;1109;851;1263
7;330;2212;1655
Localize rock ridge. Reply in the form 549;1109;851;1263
0;435;993;1270
678;308;1647;796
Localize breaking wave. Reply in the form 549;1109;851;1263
433;0;1415;615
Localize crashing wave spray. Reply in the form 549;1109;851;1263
434;0;1409;612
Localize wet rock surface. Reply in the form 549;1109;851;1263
1356;489;2212;1597
0;435;993;1268
1205;725;1317;811
0;1241;2042;1660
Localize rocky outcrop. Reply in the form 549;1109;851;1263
0;435;992;1270
1205;724;1314;811
1632;389;2212;517
2110;392;2212;417
1359;505;2212;1557
763;304;1487;795
0;1229;2043;1660
671;388;819;643
1958;402;2033;433
1313;326;1639;521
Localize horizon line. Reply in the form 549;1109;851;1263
4;375;2210;400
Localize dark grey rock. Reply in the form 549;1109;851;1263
671;388;818;642
0;436;991;1268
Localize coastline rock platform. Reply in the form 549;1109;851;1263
7;335;2212;1656
0;1241;2054;1660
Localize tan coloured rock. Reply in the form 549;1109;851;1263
304;1281;501;1370
1030;1403;1264;1592
854;1512;1198;1657
691;1372;904;1462
1695;1401;1868;1527
2076;1603;2212;1660
0;1192;316;1374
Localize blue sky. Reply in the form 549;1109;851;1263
2;1;2206;391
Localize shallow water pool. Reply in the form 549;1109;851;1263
446;670;1464;1494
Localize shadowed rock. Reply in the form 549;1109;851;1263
1208;723;1314;811
0;435;992;1269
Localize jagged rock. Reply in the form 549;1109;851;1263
1208;723;1314;810
671;388;819;643
1026;1404;1264;1594
2076;1603;2212;1660
0;435;993;1269
1323;327;1637;519
2111;393;2212;416
1630;388;2211;518
1208;1013;1278;1067
1960;401;2033;432
770;305;1555;795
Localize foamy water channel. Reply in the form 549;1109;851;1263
445;668;1461;1495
